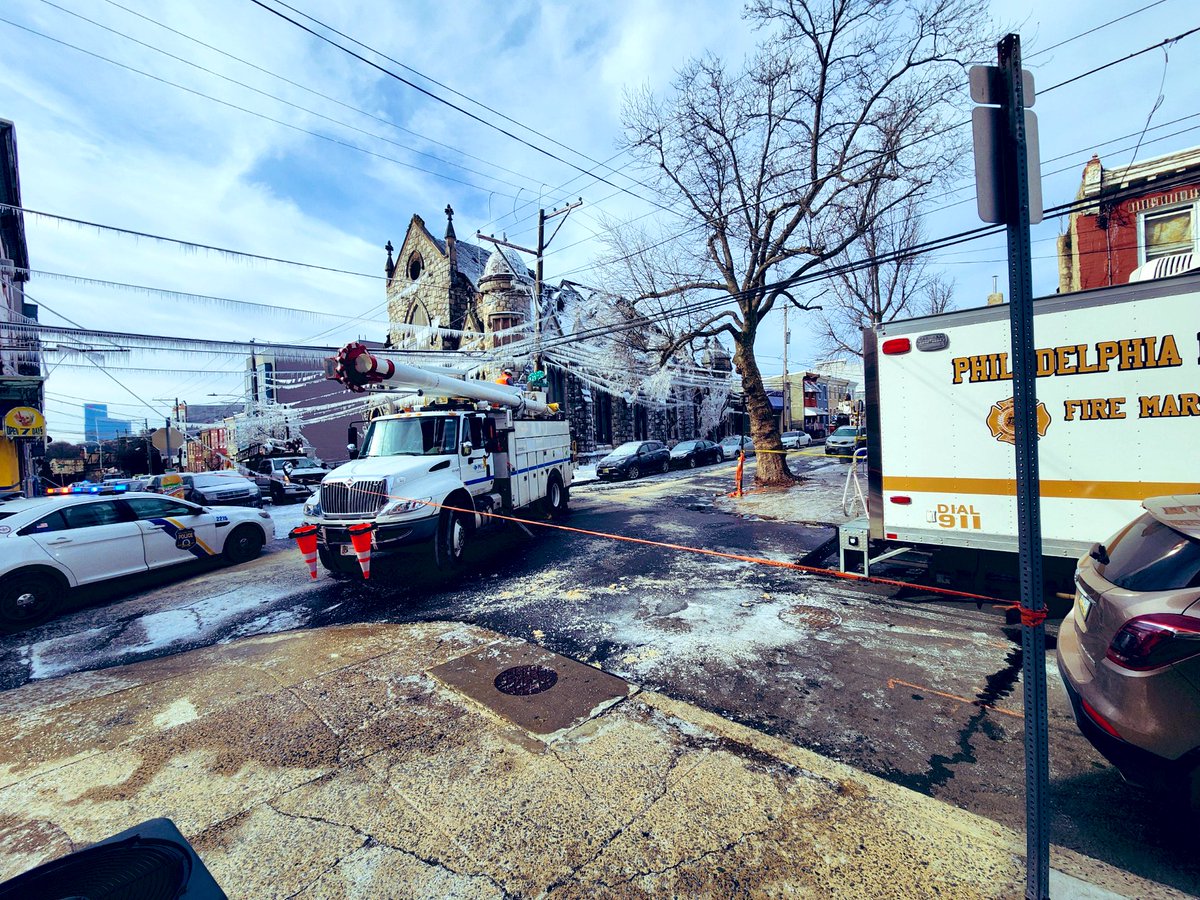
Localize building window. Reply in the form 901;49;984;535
1141;204;1196;262
490;314;521;347
594;393;612;445
408;252;424;281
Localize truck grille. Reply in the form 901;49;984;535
321;480;388;516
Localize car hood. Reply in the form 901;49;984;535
598;454;635;466
323;455;453;483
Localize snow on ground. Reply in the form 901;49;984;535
716;455;861;525
263;501;308;540
573;464;598;485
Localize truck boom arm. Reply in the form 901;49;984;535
328;342;557;416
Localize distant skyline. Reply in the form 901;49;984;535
82;403;132;441
2;0;1197;440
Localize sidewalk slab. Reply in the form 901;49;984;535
0;623;1185;899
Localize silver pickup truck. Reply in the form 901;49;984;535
250;455;328;504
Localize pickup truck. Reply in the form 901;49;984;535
250;455;328;504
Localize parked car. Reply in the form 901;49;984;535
250;455;328;504
669;439;722;469
718;436;755;460
825;425;866;458
0;490;273;632
597;441;670;481
181;472;262;507
1057;496;1200;805
781;431;812;450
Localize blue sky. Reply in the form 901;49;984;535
0;0;1197;443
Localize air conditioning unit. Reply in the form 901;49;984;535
0;817;226;899
1128;251;1198;283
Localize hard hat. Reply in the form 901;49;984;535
503;368;513;375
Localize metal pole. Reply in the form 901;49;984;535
145;419;152;474
164;418;171;470
999;33;1050;900
535;208;545;371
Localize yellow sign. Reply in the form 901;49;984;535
3;407;46;439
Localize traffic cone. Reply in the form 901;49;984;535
347;522;375;579
289;524;320;579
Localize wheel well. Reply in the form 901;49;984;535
230;522;270;543
1;566;71;591
444;490;476;531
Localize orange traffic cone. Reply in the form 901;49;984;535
289;524;319;579
729;450;745;498
347;522;375;579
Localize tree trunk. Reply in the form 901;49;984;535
733;337;794;486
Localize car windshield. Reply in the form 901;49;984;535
1096;512;1200;591
360;417;459;457
674;441;698;451
832;427;857;437
608;442;642;457
192;473;244;488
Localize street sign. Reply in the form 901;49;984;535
150;427;186;454
971;65;1043;225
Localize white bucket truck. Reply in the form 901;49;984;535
305;343;572;575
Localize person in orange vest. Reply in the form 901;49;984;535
495;368;514;386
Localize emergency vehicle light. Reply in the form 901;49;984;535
881;338;911;355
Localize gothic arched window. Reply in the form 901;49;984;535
408;252;424;281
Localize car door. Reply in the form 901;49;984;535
123;496;223;569
21;500;147;584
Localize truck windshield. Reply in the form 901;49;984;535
360;417;459;457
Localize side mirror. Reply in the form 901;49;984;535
347;425;359;446
347;443;359;460
460;441;473;457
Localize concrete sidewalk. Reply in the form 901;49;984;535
0;623;1184;898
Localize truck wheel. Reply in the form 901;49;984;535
628;465;640;480
0;571;63;633
433;508;468;570
270;482;286;504
545;472;569;519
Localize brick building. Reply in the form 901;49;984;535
1058;146;1200;293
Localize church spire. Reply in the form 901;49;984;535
444;204;457;272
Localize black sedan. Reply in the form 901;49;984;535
596;441;671;481
669;439;722;469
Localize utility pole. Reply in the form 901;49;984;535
144;419;152;475
478;198;582;371
782;307;790;431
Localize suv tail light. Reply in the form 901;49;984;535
1106;614;1200;671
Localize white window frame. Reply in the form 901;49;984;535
1138;200;1198;265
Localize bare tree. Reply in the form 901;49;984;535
819;193;957;358
603;0;990;484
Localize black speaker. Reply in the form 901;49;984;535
0;817;225;899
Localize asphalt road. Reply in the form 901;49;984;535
1;454;1196;895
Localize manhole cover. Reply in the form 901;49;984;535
494;665;559;696
779;604;842;631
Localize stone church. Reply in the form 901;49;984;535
380;206;732;456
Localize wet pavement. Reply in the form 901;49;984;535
1;457;1198;895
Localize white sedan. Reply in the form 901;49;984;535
0;490;273;632
781;430;813;450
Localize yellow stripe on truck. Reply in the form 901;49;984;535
882;476;1200;501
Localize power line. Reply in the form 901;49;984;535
35;0;544;198
247;0;687;219
1041;23;1200;93
1025;0;1171;59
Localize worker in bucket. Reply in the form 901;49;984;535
495;368;514;386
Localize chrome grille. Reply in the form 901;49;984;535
321;480;388;516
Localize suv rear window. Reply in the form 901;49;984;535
1096;512;1200;591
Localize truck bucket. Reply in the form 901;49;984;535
347;522;375;579
289;524;319;579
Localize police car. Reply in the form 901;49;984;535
0;486;273;633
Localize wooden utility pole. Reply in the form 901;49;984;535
781;307;790;430
478;199;582;371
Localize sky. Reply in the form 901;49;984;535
1;0;1197;444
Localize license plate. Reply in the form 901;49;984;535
1075;582;1095;626
340;544;355;556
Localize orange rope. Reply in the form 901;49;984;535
314;483;1007;605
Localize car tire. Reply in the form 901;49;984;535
628;465;640;480
545;472;569;519
660;459;669;474
432;508;468;571
688;457;697;469
224;525;265;564
0;571;64;633
270;483;286;504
